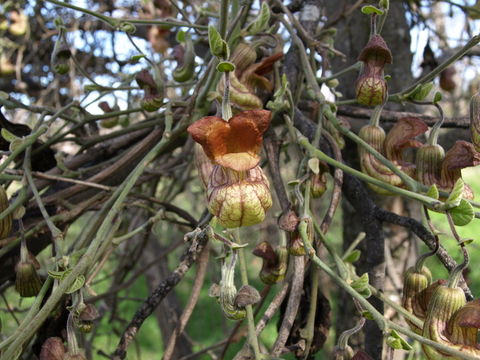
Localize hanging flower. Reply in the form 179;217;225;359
355;35;392;106
217;45;283;111
358;117;427;194
188;110;273;228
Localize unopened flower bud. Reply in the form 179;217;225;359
415;144;445;187
15;259;42;297
135;70;163;112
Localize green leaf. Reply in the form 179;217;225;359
426;184;439;200
343;249;361;263
388;330;413;350
216;61;235;73
130;54;146;63
65;274;85;294
410;82;434;101
351;273;370;296
449;199;475;226
434;91;442;103
248;2;271;35
9;138;24;153
446;178;464;205
1;128;17;143
460;238;474;246
361;5;385;15
208;25;227;58
362;311;374;320
176;30;186;43
386;337;402;350
48;269;72;280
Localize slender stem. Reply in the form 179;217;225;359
44;0;115;25
222;72;233;120
219;0;230;39
369;104;384;127
318;62;361;83
298;136;442;207
43;0;207;29
236;230;261;360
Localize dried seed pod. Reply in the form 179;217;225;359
39;337;66;360
253;241;288;284
234;285;261;307
15;258;42;297
75;303;100;333
287;220;312;256
355;35;392;106
0;185;12;239
207;165;272;228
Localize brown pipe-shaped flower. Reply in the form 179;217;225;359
252;241;288;284
416;144;445;187
217;47;282;111
440;141;480;199
135;70;163;112
358;124;401;195
355;35;392;106
358;117;427;194
188;110;273;228
421;284;479;359
402;266;432;333
384;117;429;177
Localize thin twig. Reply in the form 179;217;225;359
163;245;209;360
270;256;305;356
